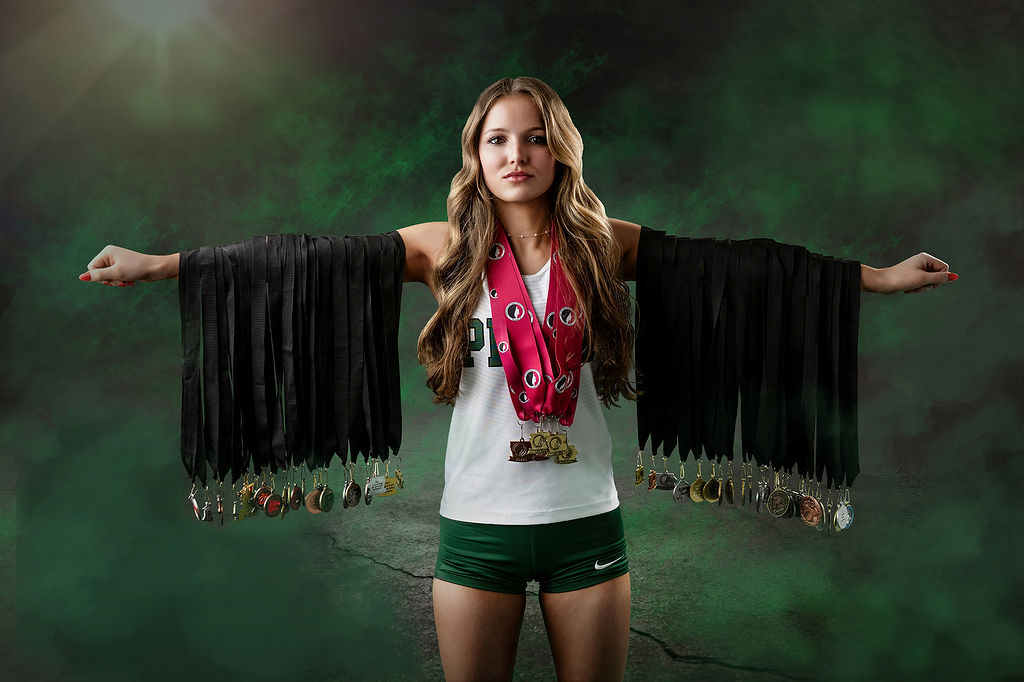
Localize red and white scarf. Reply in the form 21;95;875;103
485;219;583;426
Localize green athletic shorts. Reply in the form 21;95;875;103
434;507;629;594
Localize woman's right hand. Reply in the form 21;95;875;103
78;245;175;286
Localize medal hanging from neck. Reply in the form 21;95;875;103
486;218;582;464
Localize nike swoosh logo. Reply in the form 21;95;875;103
594;555;624;570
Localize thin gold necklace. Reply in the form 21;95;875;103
505;230;548;238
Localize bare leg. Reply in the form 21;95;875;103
538;572;631;682
432;577;527;682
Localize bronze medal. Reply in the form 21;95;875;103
305;488;322;514
290;484;302;510
647;469;657;492
509;439;533;463
799;495;822;527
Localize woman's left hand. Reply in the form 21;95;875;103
872;252;958;295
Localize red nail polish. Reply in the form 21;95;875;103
79;272;91;281
947;273;958;282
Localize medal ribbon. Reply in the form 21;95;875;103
485;219;583;426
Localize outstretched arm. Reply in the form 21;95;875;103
79;224;454;288
608;217;959;295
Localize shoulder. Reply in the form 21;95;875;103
397;221;451;284
607;217;642;280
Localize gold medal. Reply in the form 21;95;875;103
529;430;551;461
236;482;255;522
634;450;645;485
766;488;789;517
701;462;721;502
690;461;706;502
702;477;721;503
377;460;399;498
556;445;578;464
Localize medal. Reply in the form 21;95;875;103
236;481;255;521
395;456;405;490
556;444;578;464
365;459;386;504
378;460;400;498
344;464;361;508
690;461;706;503
265;493;283;517
766;471;789;517
550;431;577;463
509;438;532;462
254;484;273;510
304;488;322;514
702;472;721;503
671;463;690;503
486;222;584;462
634;450;645;486
700;461;720;503
280;484;290;519
187;484;201;521
835;488;854;531
647;454;657;492
529;428;551;461
655;457;679;490
319;483;335;512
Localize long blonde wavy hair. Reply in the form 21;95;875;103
417;76;636;407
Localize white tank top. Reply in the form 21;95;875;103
439;257;619;525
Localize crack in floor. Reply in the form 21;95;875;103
626;626;818;681
319;532;816;681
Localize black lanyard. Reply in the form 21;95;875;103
177;232;407;484
635;226;862;487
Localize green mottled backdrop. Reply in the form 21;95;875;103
1;0;1021;680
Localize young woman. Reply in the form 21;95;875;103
80;76;956;682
